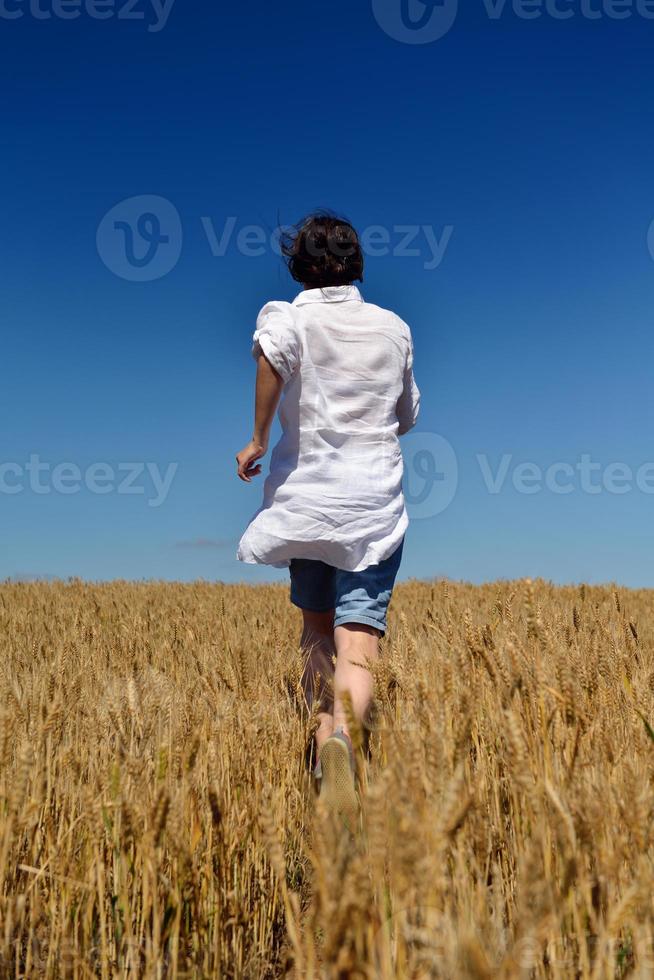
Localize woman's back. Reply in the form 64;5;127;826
270;285;414;487
238;283;420;570
298;286;409;434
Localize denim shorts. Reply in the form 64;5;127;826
289;538;404;635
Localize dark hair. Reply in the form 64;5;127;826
281;211;364;288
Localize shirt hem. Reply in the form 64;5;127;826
236;508;408;572
236;548;290;569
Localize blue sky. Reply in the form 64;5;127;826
2;1;654;586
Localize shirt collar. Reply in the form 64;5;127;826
292;284;363;306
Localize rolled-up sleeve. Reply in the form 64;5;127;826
396;335;420;435
251;301;299;384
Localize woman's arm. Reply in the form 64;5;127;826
235;354;284;482
396;343;421;436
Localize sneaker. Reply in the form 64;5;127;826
317;727;358;829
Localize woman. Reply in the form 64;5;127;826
236;212;420;826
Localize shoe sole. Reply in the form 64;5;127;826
319;737;358;830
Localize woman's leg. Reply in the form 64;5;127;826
300;609;336;756
331;623;380;737
317;624;378;828
329;541;404;740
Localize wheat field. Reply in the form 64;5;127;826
0;577;653;978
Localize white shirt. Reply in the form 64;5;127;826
236;284;421;571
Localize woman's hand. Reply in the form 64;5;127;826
236;440;267;483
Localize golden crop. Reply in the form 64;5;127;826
0;578;653;978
